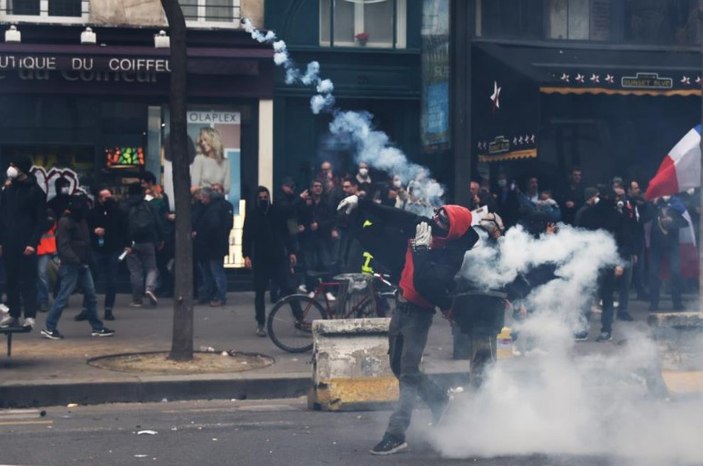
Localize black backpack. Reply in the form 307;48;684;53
128;201;156;239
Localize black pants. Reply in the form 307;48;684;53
253;259;296;326
4;246;38;319
598;268;616;333
386;302;447;439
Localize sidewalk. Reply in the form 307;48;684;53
0;292;694;407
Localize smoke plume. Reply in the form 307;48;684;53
433;226;703;465
241;18;444;209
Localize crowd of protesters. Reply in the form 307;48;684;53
0;152;697;343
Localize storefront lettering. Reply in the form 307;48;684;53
0;55;56;70
15;69;157;83
0;53;170;73
108;58;170;72
621;72;673;89
187;111;242;124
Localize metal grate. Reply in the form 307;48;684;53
178;0;241;23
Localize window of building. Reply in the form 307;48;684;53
625;0;699;45
179;0;241;27
320;0;407;49
2;0;87;21
476;0;543;40
547;0;613;41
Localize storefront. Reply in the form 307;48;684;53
471;41;701;189
0;33;274;268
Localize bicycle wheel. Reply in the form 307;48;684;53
267;294;327;353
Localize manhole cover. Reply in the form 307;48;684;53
88;351;274;375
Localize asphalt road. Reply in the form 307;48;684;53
0;398;628;466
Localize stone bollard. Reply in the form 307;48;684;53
648;311;703;396
308;318;398;411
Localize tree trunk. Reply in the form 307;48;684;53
161;0;193;361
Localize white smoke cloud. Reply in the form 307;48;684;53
241;18;444;211
431;226;703;465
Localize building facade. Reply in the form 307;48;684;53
0;0;271;268
450;0;702;204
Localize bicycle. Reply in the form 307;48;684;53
267;272;397;353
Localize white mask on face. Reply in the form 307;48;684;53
60;187;70;195
358;168;368;177
393;180;402;188
6;166;18;179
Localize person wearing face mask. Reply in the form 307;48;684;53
242;186;298;337
40;194;114;340
192;187;233;309
47;177;72;220
75;188;128;321
0;156;46;330
355;162;372;198
337;194;478;455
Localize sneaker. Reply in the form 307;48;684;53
617;311;634;322
74;309;88;321
41;328;64;340
369;433;407;456
325;292;336;302
0;303;9;314
104;309;115;321
129;300;143;308
297;284;308;294
573;330;589;341
595;331;612;342
91;328;115;337
23;317;35;329
145;290;158;306
256;325;267;337
0;315;19;328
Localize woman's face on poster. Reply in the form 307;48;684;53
199;134;212;155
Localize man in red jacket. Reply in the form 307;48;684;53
338;195;477;455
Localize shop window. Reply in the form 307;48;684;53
477;0;543;40
320;0;407;49
547;0;613;41
625;0;699;45
179;0;241;27
2;0;86;20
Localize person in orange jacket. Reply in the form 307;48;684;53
36;207;58;313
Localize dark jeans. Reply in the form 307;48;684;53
649;241;682;309
198;258;227;303
301;236;335;291
386;302;447;440
616;259;633;313
598;268;616;333
45;263;103;332
253;259;296;326
91;250;120;311
4;246;38;319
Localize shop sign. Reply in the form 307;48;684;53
0;53;170;73
488;136;510;155
621;72;673;90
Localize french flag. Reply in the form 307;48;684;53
645;125;701;201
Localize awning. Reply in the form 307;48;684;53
476;41;702;97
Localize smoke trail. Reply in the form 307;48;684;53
241;18;444;209
432;226;703;465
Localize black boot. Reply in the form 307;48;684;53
74;309;88;321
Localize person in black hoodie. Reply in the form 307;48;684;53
47;177;72;220
123;183;163;307
192;186;233;307
575;186;628;342
338;194;478;456
40;194;114;340
0;155;46;330
242;186;298;337
78;187;128;321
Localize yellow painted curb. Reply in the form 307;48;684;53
661;371;703;394
310;376;399;411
